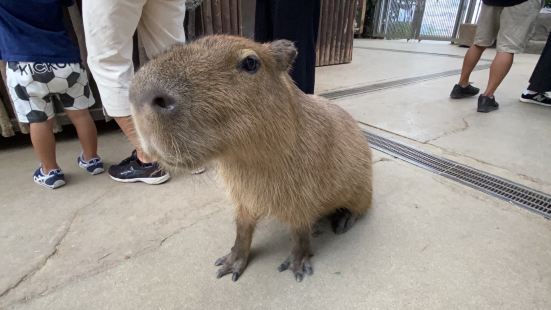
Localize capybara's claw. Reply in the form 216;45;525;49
278;255;313;282
214;252;248;282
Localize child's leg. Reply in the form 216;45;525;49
53;63;99;161
6;61;59;173
65;109;98;161
29;118;59;172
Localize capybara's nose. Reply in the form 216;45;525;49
149;95;175;112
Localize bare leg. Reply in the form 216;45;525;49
278;226;313;282
113;116;152;163
215;207;256;281
459;45;486;86
29;118;59;172
483;52;514;97
65;110;98;160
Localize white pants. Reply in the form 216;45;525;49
83;0;186;117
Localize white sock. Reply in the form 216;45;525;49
523;89;537;95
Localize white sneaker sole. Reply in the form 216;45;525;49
520;97;551;107
35;179;66;189
78;162;105;175
109;173;171;185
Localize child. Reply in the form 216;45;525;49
0;0;104;189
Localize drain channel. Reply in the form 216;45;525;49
364;131;551;219
320;64;491;100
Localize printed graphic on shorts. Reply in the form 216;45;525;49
7;62;94;123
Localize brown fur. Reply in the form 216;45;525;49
129;35;372;282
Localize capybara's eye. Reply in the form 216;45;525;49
239;55;260;74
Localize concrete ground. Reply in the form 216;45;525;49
1;39;550;310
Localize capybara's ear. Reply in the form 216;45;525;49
268;40;298;72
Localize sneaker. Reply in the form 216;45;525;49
450;83;480;99
108;150;170;185
78;153;105;175
33;167;66;189
477;95;499;113
520;92;551;107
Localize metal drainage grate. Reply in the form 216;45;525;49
320;64;491;100
364;130;551;219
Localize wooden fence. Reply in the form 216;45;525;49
316;0;358;66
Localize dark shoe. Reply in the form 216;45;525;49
477;95;499;113
520;92;551;107
108;150;170;185
450;84;480;99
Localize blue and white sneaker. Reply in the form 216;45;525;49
77;153;105;175
33;167;66;189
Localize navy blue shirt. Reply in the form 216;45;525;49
0;0;80;63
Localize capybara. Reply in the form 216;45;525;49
129;35;372;282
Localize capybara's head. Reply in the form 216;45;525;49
130;35;299;170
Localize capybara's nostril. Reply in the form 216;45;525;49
151;96;174;111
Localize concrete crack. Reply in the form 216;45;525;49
0;214;75;299
4;205;225;308
373;158;393;165
0;189;114;302
423;115;471;144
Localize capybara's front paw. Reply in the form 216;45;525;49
214;251;249;282
278;253;313;282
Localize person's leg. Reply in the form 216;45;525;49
137;0;187;58
520;32;551;105
30;118;58;172
489;0;541;96
254;0;274;43
65;109;97;160
270;0;320;94
82;0;150;162
458;45;486;86
527;32;551;93
458;3;498;86
482;52;513;97
6;61;60;172
134;0;186;163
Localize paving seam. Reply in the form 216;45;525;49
320;63;491;100
354;46;493;62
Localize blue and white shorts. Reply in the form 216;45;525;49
6;62;95;123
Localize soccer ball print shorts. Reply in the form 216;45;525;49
6;62;95;123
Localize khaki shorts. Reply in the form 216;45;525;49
474;0;542;53
83;0;187;117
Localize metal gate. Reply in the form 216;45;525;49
373;0;482;41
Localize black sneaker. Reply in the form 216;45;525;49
450;84;480;99
477;95;499;113
108;150;170;185
520;92;551;107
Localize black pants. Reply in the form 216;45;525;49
255;0;320;94
528;32;551;93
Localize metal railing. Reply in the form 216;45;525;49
373;0;482;41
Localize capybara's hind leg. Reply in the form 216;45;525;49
329;208;360;234
278;227;313;282
331;189;372;234
215;206;256;282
